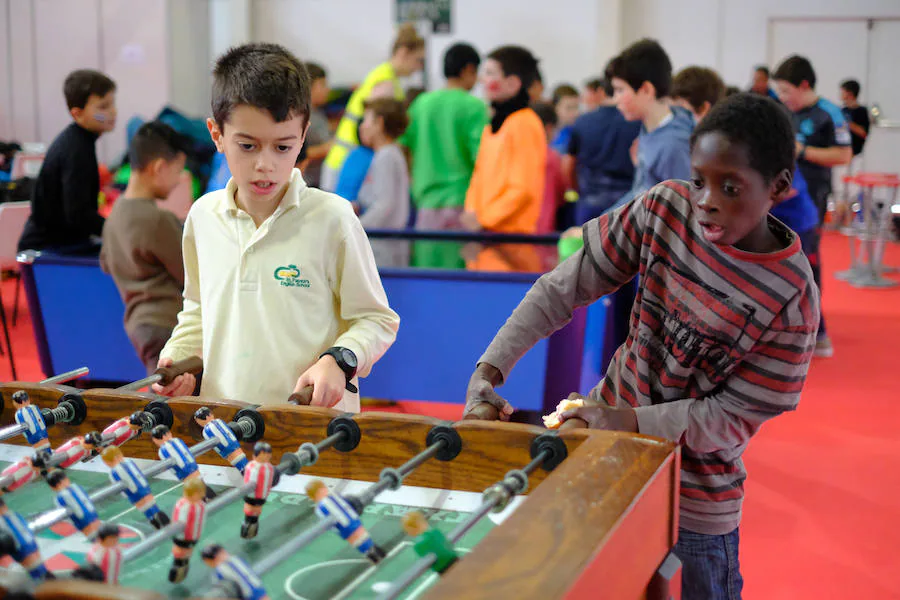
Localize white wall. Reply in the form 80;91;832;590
1;0;193;164
623;0;900;88
252;0;622;94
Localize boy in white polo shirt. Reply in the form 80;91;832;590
152;43;400;410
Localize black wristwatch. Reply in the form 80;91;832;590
320;347;358;393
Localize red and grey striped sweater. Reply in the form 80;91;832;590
480;181;819;535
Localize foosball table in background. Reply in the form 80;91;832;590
0;380;681;600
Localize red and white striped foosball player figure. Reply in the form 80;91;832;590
170;477;208;583
241;441;277;539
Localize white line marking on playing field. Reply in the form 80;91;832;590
330;542;410;600
387;547;470;600
283;559;366;600
107;482;184;522
283;542;409;600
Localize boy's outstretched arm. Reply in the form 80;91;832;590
464;194;652;418
563;286;819;451
329;218;400;380
634;290;817;452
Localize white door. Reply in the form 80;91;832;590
861;20;900;174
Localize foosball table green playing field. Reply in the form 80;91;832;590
0;377;681;600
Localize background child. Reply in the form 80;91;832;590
299;62;332;188
19;69;116;253
401;42;487;233
466;93;819;600
564;75;640;224
462;46;546;234
100;121;188;374
581;77;606;112
549;84;580;154
773;55;852;357
839;79;870;162
321;23;424;191
671;66;726;123
154;43;399;411
607;39;694;213
531;102;568;234
355;98;410;231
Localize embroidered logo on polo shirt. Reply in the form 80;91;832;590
273;264;310;288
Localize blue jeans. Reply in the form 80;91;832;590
674;528;743;600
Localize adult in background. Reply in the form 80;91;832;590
321;23;424;192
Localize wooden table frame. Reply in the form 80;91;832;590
0;384;681;600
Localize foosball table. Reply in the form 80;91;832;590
0;368;681;600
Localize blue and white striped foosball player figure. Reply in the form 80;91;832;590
12;391;50;452
46;469;101;540
81;522;123;584
151;424;216;501
193;407;249;474
170;478;208;583
101;446;171;529
0;498;51;581
241;441;276;539
305;479;386;563
201;544;269;600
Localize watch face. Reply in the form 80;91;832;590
340;348;358;369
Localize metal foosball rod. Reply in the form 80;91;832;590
0;391;88;444
374;434;568;600
0;357;198;445
202;422;462;599
25;405;267;533
122;414;359;565
39;367;90;386
116;356;203;392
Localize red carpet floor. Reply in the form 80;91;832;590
1;232;898;598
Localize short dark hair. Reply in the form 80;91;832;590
201;544;224;561
253;441;272;456
129;122;189;171
586;77;613;97
444;43;480;79
607;39;672;98
46;470;67;488
11;391;28;405
487;46;540;91
305;62;327;81
97;523;120;541
840;79;861;98
773;55;816;88
551;84;579;107
129;411;146;427
64;70;116;110
671;67;726;114
755;65;770;77
83;431;103;447
363;98;409;139
151;424;170;439
725;85;741;97
194;407;213;421
531;102;558;128
691;93;795;184
212;43;311;129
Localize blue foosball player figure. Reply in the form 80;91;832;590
305;479;385;563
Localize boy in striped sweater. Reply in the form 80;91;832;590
465;93;819;599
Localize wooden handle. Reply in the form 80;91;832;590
287;386;314;406
463;402;500;421
154;356;203;386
